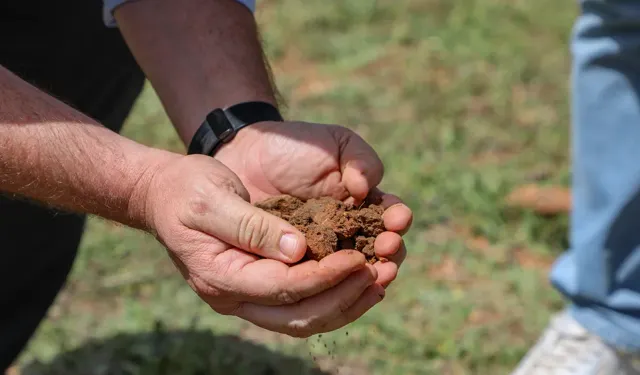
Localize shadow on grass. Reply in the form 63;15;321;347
21;328;328;375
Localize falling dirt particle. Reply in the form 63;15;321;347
505;184;571;215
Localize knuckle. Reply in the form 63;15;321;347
265;281;297;304
337;296;353;314
301;314;326;336
190;273;222;297
208;167;244;195
276;288;302;305
211;302;243;317
267;272;303;304
237;212;271;251
286;321;313;338
225;302;245;317
186;193;211;217
214;174;240;194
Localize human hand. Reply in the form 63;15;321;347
215;121;413;287
136;154;383;337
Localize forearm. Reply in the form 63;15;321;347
0;65;171;229
114;0;278;145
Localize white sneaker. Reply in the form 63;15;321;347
510;310;640;375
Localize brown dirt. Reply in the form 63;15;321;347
255;195;385;264
511;247;554;272
505;184;571;215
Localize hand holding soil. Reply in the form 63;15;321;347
211;120;412;335
215;120;412;287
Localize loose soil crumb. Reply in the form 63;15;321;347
255;195;385;263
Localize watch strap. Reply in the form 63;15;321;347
187;101;283;156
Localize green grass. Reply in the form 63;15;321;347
16;0;576;374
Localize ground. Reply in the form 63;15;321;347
14;0;576;374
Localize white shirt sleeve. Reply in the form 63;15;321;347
103;0;256;27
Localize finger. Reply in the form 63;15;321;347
374;231;403;259
374;261;399;288
375;233;407;267
387;239;407;266
373;239;406;287
315;284;385;333
234;264;379;337
186;191;307;263
373;233;406;288
333;127;384;203
233;250;371;305
382;202;413;235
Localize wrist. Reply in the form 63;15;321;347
125;147;180;232
178;96;279;148
187;101;283;157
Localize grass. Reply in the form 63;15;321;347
15;0;577;374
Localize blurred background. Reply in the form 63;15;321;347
13;0;575;374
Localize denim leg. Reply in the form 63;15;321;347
550;0;640;351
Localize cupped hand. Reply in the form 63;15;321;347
137;154;383;337
215;121;413;286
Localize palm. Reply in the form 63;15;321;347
216;121;364;203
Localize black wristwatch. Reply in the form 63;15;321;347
187;101;283;156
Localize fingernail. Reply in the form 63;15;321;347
280;233;301;259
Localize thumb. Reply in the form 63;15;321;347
188;192;308;263
334;127;384;202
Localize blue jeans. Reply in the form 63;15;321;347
550;0;640;351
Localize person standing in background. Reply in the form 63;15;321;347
511;1;640;374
